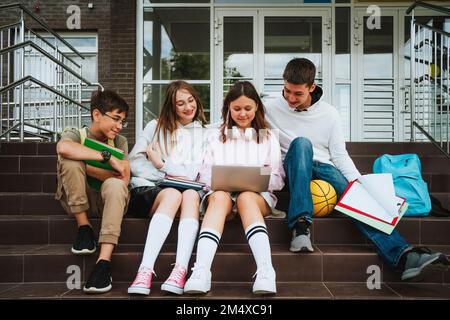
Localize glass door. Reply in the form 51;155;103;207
214;8;332;123
354;9;399;141
214;9;257;124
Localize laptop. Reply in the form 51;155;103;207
211;165;271;192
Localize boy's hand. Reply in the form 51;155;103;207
146;141;164;169
109;156;127;178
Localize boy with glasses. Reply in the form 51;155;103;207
55;89;130;293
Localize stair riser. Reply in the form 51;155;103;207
1;155;448;174
0;252;447;284
1;218;450;246
0;191;448;216
1;142;446;157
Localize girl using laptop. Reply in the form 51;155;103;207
127;81;207;295
184;81;285;295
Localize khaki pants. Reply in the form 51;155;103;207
55;156;129;245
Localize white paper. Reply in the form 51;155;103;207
338;180;398;224
358;173;398;218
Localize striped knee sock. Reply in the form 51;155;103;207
245;222;272;269
175;218;199;269
196;228;221;271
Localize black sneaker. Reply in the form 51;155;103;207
71;225;97;255
83;260;112;293
289;217;314;253
399;247;450;281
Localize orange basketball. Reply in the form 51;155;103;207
310;180;337;217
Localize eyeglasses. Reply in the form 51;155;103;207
103;112;128;128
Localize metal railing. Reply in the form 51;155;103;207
0;3;102;142
408;1;450;158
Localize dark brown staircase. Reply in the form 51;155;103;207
0;142;449;300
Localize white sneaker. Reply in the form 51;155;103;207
184;262;211;294
252;264;276;295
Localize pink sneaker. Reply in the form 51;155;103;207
127;265;154;295
161;263;187;295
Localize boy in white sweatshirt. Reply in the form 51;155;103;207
265;58;449;281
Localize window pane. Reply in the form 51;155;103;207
363;17;393;78
43;36;97;53
335;84;351;140
143;84;210;126
143;8;210;81
264;17;322;79
144;0;209;4
335;7;350;80
69;55;98;83
224;17;253;81
263;16;322;102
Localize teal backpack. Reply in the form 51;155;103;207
373;154;431;217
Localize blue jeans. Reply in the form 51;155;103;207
283;137;411;269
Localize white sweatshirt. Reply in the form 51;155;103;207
265;87;361;182
129;119;207;188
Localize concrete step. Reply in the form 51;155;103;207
2;281;450;300
1;142;446;157
0;244;448;285
1;153;448;174
1;214;450;246
1;191;449;216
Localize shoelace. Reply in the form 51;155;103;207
134;267;156;285
190;263;206;280
411;247;432;255
294;219;309;236
252;265;272;280
168;263;186;283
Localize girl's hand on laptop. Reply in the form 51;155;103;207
147;141;164;169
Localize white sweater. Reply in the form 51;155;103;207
265;88;361;182
129;119;207;188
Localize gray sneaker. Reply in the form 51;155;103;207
290;218;314;253
401;247;450;281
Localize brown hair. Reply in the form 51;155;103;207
220;81;269;144
154;80;207;154
282;58;316;87
90;89;129;119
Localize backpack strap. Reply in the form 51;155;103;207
79;127;115;147
430;195;450;217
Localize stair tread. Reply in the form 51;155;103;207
0;281;449;300
1;214;450;221
1;243;449;256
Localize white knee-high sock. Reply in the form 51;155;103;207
175;218;199;269
141;213;173;270
245;222;272;269
195;228;221;271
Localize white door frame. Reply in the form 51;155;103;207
353;8;400;141
213;7;332;123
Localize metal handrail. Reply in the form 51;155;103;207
407;1;450;157
0;41;94;87
415;22;450;38
0;75;89;111
0;2;84;59
0;21;82;69
406;1;450;15
27;29;81;68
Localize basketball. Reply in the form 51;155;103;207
311;180;337;217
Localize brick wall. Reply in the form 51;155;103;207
0;0;137;143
